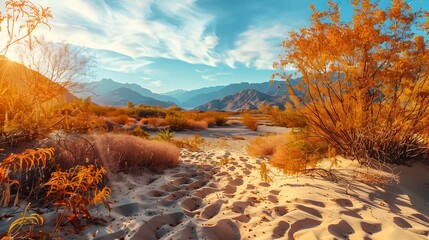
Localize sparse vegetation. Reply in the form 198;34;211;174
241;113;258;131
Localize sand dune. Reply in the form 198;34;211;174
28;145;427;240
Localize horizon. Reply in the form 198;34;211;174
5;0;429;93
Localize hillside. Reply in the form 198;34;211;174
195;89;286;112
92;87;176;107
79;78;179;104
177;80;294;108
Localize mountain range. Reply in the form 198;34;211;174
79;78;295;110
195;89;287;112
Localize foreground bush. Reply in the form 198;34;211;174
43;133;180;173
98;134;180;173
273;0;429;165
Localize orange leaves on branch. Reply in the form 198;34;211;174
0;148;54;207
43;165;111;227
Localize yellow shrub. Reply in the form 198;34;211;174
241;113;258;131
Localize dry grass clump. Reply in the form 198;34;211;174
187;120;208;130
259;104;307;128
43;133;180;173
165;114;189;131
108;115;129;125
241;113;258;131
247;134;289;156
97;134;180;173
202;117;216;127
146;117;168;127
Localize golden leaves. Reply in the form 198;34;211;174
43;164;111;225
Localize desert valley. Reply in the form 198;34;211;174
1;0;429;240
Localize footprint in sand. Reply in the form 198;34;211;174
393;217;412;229
229;177;244;186
231;201;249;213
296;205;323;219
132;212;184;240
288;218;322;240
233;214;252;223
272;221;290;239
268;195;279;204
328;219;355;238
171;177;192;186
145;190;168;198
158;184;180;192
180;197;203;212
224;184;237;195
333;198;353;208
193;187;219;198
186;179;209;190
273;206;288;216
361;222;382;235
202;219;241;240
111;201;140;217
201;200;224;219
159;190;190;207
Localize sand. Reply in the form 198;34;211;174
1;127;428;239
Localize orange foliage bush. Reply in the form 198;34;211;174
241;113;258;131
273;0;429;165
202;117;216;127
108;115;129;125
146;117;168;127
43;165;111;227
247;134;289;157
187;120;208;130
165;114;189;131
0;148;54;207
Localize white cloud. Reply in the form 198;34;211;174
201;72;231;81
225;24;289;70
36;0;219;69
149;80;162;87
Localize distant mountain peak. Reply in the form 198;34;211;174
195;88;286;112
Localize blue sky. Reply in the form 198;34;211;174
32;0;429;93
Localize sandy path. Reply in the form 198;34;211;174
54;144;429;240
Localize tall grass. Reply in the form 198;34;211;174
241;113;258;131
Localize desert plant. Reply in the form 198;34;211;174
187;120;208;130
165;113;188;131
247;134;289;157
156;128;175;141
108;115;129;125
130;127;150;138
202;117;217;127
97;134;180;173
43;164;111;229
2;204;45;240
241;113;258;131
273;0;429;166
0;148;54;207
146;117;168;127
172;134;205;152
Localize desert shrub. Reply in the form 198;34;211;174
138;118;149;125
187;120;208;130
165;113;189;131
261;105;307;128
269;132;329;175
108;114;129;125
273;0;429;165
213;113;228;126
0;148;54;207
97;134;180;173
43;164;111;228
247;134;289;157
241;113;258;131
125;117;138;126
172;134;205;152
62;113;107;134
202;117;216;127
147;117;168;127
130;127;150;138
133;108;166;118
156;129;175;142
